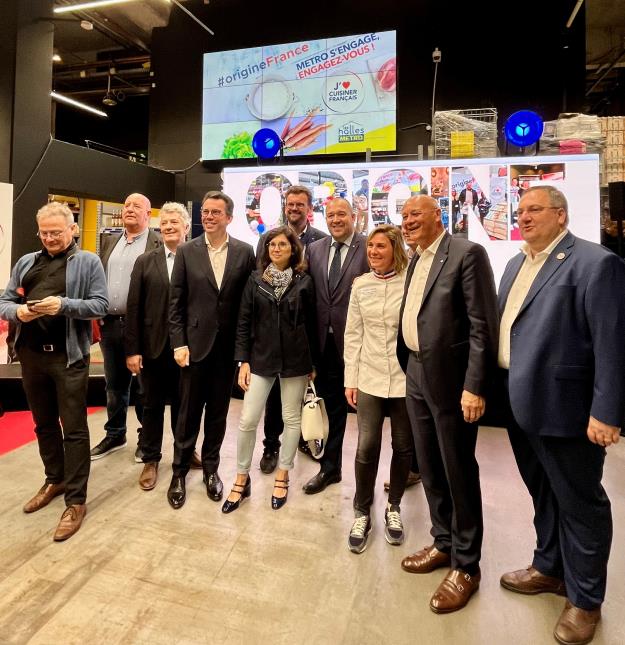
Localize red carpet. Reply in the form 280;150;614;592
0;408;103;456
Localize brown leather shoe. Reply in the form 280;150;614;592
401;544;451;574
554;601;601;645
53;504;87;541
139;462;158;490
430;569;481;614
190;451;203;469
501;565;566;596
384;471;421;492
23;482;65;513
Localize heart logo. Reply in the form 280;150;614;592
342;81;350;89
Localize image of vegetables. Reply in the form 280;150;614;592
221;131;254;159
286;124;331;150
280;110;296;140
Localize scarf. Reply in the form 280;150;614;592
262;263;293;300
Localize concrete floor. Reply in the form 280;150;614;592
1;400;624;645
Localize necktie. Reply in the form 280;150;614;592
328;241;343;292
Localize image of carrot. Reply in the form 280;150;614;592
286;123;331;148
280;109;296;140
284;116;313;144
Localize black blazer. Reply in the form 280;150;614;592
235;270;318;377
397;233;499;410
125;247;172;359
306;234;369;357
169;234;256;362
99;228;162;273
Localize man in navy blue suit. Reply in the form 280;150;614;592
497;186;625;645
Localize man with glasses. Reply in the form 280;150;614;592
255;185;328;474
497;186;625;645
0;202;108;540
90;193;161;461
303;197;368;494
397;195;498;614
167;190;255;509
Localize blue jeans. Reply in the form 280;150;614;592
99;316;142;440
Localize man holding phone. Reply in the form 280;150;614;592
0;202;108;541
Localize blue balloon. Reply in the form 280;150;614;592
504;110;544;147
252;128;281;159
257;223;266;234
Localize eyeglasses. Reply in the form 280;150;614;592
201;209;226;217
37;225;72;239
516;205;561;217
268;241;290;249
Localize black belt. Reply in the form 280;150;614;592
104;314;125;321
411;350;423;362
28;344;64;354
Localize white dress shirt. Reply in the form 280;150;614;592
401;230;446;351
498;229;568;369
205;233;229;289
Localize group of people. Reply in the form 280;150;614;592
1;183;624;645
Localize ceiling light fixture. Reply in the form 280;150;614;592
54;0;139;14
51;91;108;117
565;0;584;28
80;20;94;30
52;53;62;62
102;74;117;106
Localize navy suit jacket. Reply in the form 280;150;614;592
307;234;369;357
397;233;499;410
499;231;625;437
169;234;255;362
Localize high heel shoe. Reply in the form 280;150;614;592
271;478;289;510
221;476;251;514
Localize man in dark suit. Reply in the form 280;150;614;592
497;186;625;645
397;195;498;613
167;190;255;509
90;193;161;461
125;202;193;491
458;182;479;232
256;185;328;474
302;197;369;494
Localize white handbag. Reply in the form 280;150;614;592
301;379;329;459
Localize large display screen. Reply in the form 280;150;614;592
222;154;601;286
202;31;396;160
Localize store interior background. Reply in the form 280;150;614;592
3;0;624;264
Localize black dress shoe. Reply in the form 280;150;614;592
203;471;223;501
167;475;186;509
271;478;289;510
260;449;279;474
303;471;342;495
222;476;251;514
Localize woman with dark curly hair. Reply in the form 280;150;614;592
222;226;318;513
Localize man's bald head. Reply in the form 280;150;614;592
122;193;151;235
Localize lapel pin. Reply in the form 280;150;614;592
556;252;566;260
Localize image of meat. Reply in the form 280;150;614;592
376;58;396;92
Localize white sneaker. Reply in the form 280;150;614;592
384;505;404;545
348;515;372;554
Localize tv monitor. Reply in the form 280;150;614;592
202;31;396;160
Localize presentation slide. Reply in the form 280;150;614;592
202;31;396;160
222;154;601;287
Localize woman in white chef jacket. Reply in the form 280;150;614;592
343;225;413;554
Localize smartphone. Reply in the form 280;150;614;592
26;299;42;310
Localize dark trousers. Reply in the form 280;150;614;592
405;353;483;575
262;380;283;451
316;333;348;475
172;338;236;477
503;385;611;609
99;315;143;439
353;391;413;514
139;348;181;463
18;346;90;505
